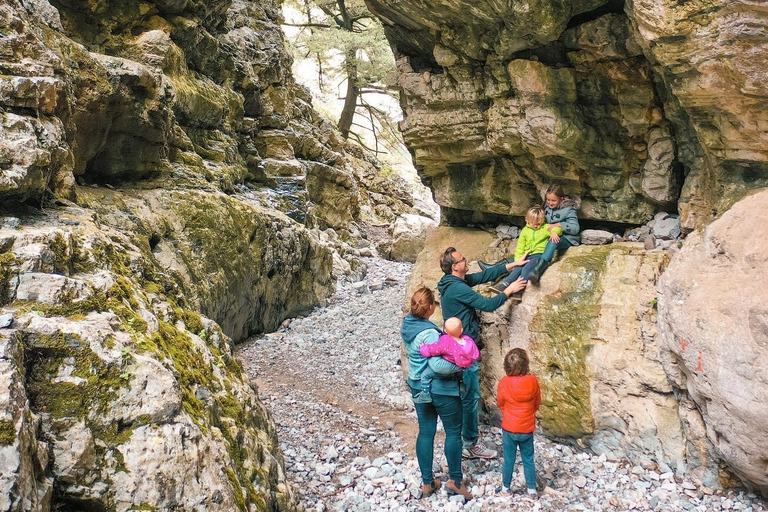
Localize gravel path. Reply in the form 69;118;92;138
237;258;767;512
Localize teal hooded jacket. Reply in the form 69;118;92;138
437;264;510;343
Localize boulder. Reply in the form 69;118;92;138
390;214;437;262
580;229;614;245
478;244;690;475
653;216;681;240
658;190;768;496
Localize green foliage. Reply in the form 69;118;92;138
284;0;401;151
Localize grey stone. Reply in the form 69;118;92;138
580;229;614;245
0;314;12;328
653;217;681;240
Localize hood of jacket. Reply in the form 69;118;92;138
400;313;441;344
436;274;463;296
560;197;580;210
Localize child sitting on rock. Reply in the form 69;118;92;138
497;348;541;496
413;317;479;404
488;206;562;298
527;184;580;284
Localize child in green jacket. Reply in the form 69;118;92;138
491;206;561;297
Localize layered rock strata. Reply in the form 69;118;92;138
367;0;768;230
0;0;428;508
0;209;307;510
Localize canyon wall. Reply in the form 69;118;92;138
0;0;427;508
366;0;768;230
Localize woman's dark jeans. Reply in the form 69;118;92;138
411;388;463;484
502;430;536;489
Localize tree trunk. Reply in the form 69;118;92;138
338;49;358;140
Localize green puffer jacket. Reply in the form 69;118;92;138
514;223;562;260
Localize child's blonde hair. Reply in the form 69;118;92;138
504;348;530;376
525;206;545;226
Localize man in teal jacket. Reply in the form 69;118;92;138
437;247;528;459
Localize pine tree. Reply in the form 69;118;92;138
284;0;398;152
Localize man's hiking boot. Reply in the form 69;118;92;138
445;479;473;499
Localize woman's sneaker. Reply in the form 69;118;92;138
462;442;498;459
495;486;512;495
526;488;538;497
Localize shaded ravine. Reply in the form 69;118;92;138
237;258;767;512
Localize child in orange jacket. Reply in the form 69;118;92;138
496;348;541;496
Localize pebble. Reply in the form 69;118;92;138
0;313;13;328
237;258;768;512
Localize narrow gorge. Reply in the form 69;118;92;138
0;0;766;510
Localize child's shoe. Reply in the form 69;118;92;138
489;280;509;294
413;390;432;403
528;260;548;284
508;291;523;302
526;488;538;497
495;485;512;495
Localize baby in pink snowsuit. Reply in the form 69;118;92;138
413;317;480;403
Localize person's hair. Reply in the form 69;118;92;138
410;287;436;318
545;184;565;200
525;206;545;226
443;317;463;337
504;348;530;376
440;247;458;275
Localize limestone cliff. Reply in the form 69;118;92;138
366;0;768;230
0;0;426;509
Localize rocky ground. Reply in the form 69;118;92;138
237;258;767;512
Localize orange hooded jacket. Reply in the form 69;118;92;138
497;374;541;433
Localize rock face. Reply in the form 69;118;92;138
482;245;692;475
0;0;430;508
389;214;437;262
0;216;303;510
366;0;768;230
658;190;768;497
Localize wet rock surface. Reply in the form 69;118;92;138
238;258;768;511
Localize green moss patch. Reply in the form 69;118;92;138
1;251;20;306
0;420;16;445
530;246;627;439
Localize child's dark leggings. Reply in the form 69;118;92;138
503;254;542;285
541;238;573;262
502;430;536;489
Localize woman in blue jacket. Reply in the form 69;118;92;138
400;287;472;499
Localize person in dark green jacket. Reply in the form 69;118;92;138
437;247;528;459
